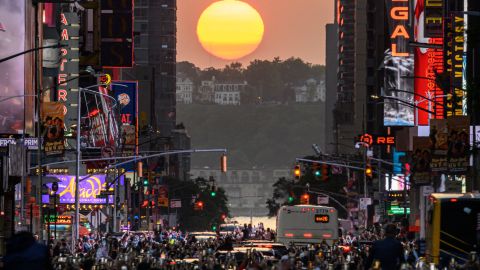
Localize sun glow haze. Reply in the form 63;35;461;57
196;0;265;60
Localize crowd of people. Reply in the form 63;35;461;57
1;223;479;269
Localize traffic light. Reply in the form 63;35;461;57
210;184;217;197
194;201;204;211
313;163;321;178
142;178;149;186
221;213;227;220
300;193;310;204
288;196;294;203
294;165;301;180
321;164;330;181
365;165;373;180
212;224;217;231
220;154;227;173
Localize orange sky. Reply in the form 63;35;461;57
177;0;335;69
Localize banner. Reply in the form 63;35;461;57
412;136;432;185
384;0;415;126
41;102;65;156
112;81;137;169
447;116;469;173
414;0;444;125
429;119;448;171
0;1;25;134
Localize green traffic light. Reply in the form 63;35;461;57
143;179;148;186
288;196;294;202
212;225;217;231
211;191;216;197
315;170;321;177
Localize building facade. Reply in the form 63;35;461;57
176;76;193;104
294;79;325;103
213;82;246;105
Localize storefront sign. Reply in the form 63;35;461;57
359;133;395;147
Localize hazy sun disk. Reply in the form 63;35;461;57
197;0;264;60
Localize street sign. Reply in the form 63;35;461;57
359;197;372;210
317;196;329;205
170;199;182;208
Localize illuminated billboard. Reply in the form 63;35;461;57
42;175;124;204
0;2;25;134
414;0;445;125
384;0;415;126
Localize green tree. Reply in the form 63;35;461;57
265;156;349;218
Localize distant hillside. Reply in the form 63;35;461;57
177;104;325;169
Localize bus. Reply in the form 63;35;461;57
276;205;339;245
426;193;480;265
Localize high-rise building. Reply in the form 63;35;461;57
333;0;386;154
325;22;338;154
124;0;177;137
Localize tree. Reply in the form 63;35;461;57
265;156;350;218
161;176;230;231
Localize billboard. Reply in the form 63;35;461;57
41;102;65;156
447;116;469;173
412;136;432;185
0;1;25;134
112;81;137;169
429;119;448;171
414;0;445;125
42;174;124;204
384;0;415;126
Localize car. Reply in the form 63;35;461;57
219;223;238;236
239;241;288;258
189;231;217;241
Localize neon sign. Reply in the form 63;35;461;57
389;0;410;57
57;12;80;129
359;133;396;146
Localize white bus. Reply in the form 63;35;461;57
276;205;339;245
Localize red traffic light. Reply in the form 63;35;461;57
194;201;204;211
300;193;310;204
221;214;226;220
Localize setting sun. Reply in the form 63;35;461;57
196;0;264;60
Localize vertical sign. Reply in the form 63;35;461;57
414;0;444;125
429;119;448;171
57;11;80;131
0;2;25;134
112;81;137;170
424;0;444;37
384;0;415;126
444;0;466;117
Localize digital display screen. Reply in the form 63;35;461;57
314;214;329;223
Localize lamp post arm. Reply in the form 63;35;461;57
0;44;65;64
387;88;437;104
381;96;435;115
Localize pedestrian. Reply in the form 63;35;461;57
3;231;52;270
364;223;404;270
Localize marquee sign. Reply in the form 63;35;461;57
41;175;124;204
